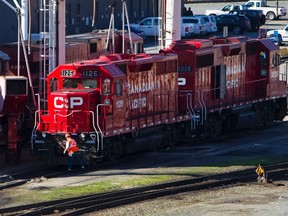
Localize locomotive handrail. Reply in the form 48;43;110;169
31;94;42;151
195;90;204;125
31;110;40;151
96;104;108;153
89;110;100;152
202;90;208;122
187;93;199;130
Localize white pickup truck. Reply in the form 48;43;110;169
130;17;207;38
205;4;248;16
245;0;287;20
266;25;288;46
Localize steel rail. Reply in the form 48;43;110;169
1;162;288;216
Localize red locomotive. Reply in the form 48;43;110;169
0;51;28;163
0;30;143;163
31;36;287;163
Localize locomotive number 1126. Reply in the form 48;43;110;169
81;70;99;77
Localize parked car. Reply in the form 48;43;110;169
229;9;265;31
130;17;161;37
266;24;288;46
194;15;217;34
182;16;207;36
215;14;251;35
245;0;287;20
130;16;207;38
205;4;248;16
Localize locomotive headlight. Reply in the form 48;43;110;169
80;133;86;140
42;133;47;138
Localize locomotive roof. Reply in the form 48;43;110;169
119;31;143;43
101;64;126;78
259;38;279;51
171;39;213;49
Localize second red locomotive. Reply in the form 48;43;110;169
31;36;287;163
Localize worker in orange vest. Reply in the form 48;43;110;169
63;133;84;171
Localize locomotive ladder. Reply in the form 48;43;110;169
39;0;57;110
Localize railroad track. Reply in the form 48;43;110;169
1;162;288;216
0;121;284;191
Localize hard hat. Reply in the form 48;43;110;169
65;133;71;138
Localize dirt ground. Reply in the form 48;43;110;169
90;181;288;216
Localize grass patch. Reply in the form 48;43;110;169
10;175;174;204
172;166;223;175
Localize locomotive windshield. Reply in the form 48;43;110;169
62;78;98;89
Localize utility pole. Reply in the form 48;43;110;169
57;0;65;66
162;0;181;48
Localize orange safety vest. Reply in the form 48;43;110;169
67;138;79;155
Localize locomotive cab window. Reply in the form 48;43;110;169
50;78;59;92
272;53;281;67
102;78;111;95
63;78;78;89
134;42;143;54
90;42;97;54
126;42;131;54
82;79;97;88
260;52;267;67
115;80;123;96
213;65;226;99
117;63;127;74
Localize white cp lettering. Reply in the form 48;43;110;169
70;97;83;108
54;97;83;109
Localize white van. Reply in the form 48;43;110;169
130;16;207;38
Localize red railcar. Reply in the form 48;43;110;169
0;51;28;163
32;37;287;163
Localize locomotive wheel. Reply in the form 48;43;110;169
205;115;222;138
161;126;175;148
5;149;20;164
108;140;122;161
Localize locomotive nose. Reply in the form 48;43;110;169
49;90;98;133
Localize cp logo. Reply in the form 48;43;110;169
54;97;83;109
